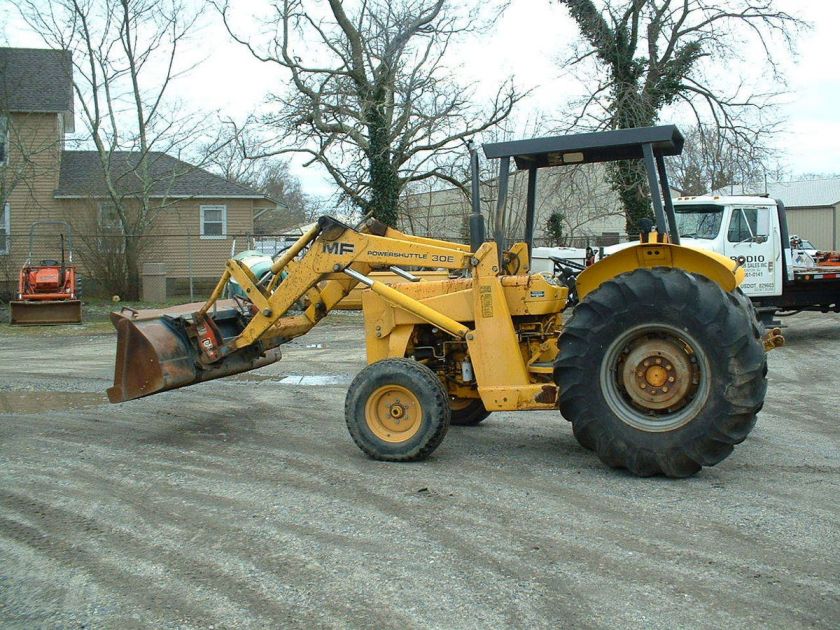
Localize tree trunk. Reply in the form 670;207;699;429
123;235;141;301
612;86;657;236
611;159;651;236
369;160;400;227
367;111;400;227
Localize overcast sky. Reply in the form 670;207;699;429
2;0;838;203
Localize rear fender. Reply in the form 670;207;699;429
576;243;744;300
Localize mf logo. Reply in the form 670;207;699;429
323;242;355;255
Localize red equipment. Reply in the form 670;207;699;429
814;250;840;267
10;221;82;325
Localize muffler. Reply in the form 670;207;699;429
107;308;281;403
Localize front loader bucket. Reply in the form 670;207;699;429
107;310;281;403
9;300;82;325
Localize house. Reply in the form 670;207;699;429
715;179;840;251
0;47;276;297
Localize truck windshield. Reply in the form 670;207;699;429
675;204;724;239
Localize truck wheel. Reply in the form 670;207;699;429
554;268;767;478
450;398;491;426
345;358;450;461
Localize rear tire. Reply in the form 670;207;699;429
554;268;767;478
449;398;491;426
345;358;450;461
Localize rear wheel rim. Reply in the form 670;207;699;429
449;397;476;411
365;385;422;443
600;323;711;432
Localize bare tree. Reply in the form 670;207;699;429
217;0;522;226
398;160;625;247
398;178;468;240
554;0;805;234
535;164;625;246
18;0;213;298
668;123;785;195
201;128;317;233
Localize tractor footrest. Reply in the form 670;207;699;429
9;300;82;325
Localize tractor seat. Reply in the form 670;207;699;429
39;259;61;266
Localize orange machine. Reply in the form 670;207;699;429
814;250;840;267
10;222;82;325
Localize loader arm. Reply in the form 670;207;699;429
108;216;475;403
205;216;472;359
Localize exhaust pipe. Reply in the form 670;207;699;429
107;309;281;403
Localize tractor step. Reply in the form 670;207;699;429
9;299;82;325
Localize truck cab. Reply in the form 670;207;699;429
665;196;839;319
672;196;785;298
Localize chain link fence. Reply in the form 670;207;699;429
0;226;632;301
0;230;306;300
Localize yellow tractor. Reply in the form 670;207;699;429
108;126;780;477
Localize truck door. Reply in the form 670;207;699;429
724;206;779;297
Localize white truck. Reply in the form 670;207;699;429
533;195;840;323
587;196;840;324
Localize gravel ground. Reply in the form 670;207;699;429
0;310;838;629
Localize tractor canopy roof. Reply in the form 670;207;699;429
482;125;684;170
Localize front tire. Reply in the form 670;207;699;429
554;268;767;478
345;358;450;461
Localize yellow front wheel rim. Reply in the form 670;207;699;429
365;385;422;443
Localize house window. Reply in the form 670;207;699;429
0;202;9;254
0;116;8;165
99;203;123;233
98;202;124;251
200;205;227;239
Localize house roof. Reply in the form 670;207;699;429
714;178;840;208
0;47;74;130
55;151;270;200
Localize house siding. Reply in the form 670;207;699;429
1;112;63;286
142;198;258;278
0;109;268;297
56;197;259;287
